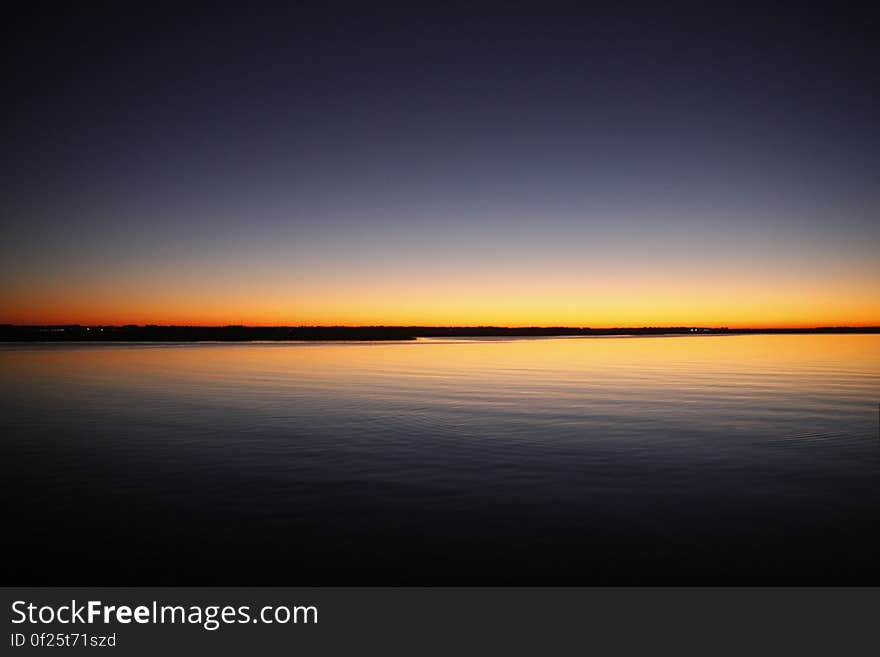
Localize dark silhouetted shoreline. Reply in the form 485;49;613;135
1;325;879;342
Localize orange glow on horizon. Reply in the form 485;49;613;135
3;291;879;328
5;216;878;329
4;253;879;328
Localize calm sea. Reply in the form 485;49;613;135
2;335;879;584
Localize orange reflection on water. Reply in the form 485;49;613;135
3;334;878;394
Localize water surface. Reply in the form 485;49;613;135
2;335;879;583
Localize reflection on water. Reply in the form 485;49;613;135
2;335;879;583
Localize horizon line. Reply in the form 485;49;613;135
3;323;880;330
4;324;880;334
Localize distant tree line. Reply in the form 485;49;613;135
0;324;878;342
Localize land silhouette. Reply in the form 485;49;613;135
1;324;878;341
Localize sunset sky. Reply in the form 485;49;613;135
3;3;878;327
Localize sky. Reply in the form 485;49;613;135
2;2;878;327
